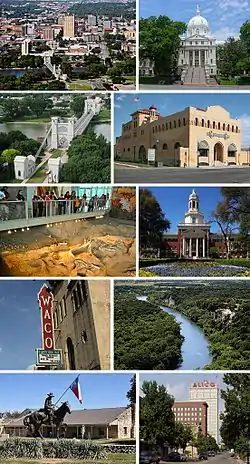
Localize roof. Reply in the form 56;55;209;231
5;407;127;427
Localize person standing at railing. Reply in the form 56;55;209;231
50;191;58;216
64;191;71;215
16;190;25;201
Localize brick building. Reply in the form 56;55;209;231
173;401;208;436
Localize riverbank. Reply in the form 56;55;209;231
148;292;250;370
114;293;184;370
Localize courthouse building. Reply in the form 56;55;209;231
115;104;250;167
37;280;110;371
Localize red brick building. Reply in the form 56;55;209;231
173;401;208;436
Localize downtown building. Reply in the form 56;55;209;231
36;280;110;371
173;401;208;436
115;105;250;167
141;190;248;259
189;380;219;443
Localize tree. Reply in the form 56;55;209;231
59;128;111;183
140;380;175;447
220;374;250;453
139;188;171;252
174;423;194;452
140;16;186;78
70;95;86;118
195;435;219;453
127;375;136;437
0;148;20;162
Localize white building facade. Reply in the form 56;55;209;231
178;6;217;76
178;190;210;258
189;380;219;443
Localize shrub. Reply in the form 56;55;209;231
0;438;107;460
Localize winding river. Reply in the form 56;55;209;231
0;121;111;142
137;295;211;369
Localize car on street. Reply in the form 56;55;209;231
198;452;208;460
167;452;182;461
207;452;215;457
140;451;161;464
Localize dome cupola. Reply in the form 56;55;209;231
187;5;209;37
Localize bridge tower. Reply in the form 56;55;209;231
51;117;59;149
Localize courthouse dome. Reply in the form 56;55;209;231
187;5;209;36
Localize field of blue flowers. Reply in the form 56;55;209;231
143;261;248;277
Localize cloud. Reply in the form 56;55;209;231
116;95;127;101
213;26;240;41
239;114;250;147
165;382;188;401
26;364;36;370
114;104;122;109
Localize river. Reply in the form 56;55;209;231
0;121;111;142
0;69;27;77
137;295;211;369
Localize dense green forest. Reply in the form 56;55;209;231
114;291;184;370
115;281;250;370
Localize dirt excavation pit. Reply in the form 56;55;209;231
0;218;136;277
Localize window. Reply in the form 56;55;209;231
158;125;161;132
178;119;181;127
165;122;168;130
213;121;216;129
201;119;204;127
124;427;128;435
232;125;234;132
162;123;165;131
53;310;58;329
81;330;88;343
128;147;130;152
18;170;21;176
183;118;186;126
207;120;210;128
169;122;172;129
236;126;238;133
227;124;230;131
61;297;66;318
58;302;63;323
174;120;176;128
67;337;76;370
195;117;198;126
223;123;225;130
218;122;221;129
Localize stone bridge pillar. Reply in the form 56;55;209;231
51;117;59;149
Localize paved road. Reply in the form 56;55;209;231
114;164;250;183
139;84;250;90
159;453;234;464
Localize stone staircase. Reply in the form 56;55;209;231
182;67;218;85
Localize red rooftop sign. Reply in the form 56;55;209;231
38;284;55;350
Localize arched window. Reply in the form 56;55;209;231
201;119;204;127
163;143;168;150
218;122;221;130
165;122;168;130
207;120;210;128
236;126;238;133
227;124;230;131
174;120;177;128
195;118;198;126
67;337;76;370
232;125;234;132
183;118;186;126
158;125;161;132
162;123;165;131
223;123;225;130
169;122;172;129
175;142;181;149
213;121;216;129
178;119;181;127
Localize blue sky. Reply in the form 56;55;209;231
0;373;132;411
139;373;225;412
0;281;45;370
141;187;224;233
114;93;250;147
139;0;250;42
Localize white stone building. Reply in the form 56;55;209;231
178;190;210;258
189;380;219;443
178;6;217;79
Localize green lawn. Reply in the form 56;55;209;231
0;453;135;464
5;117;51;124
91;108;111;123
68;80;92;90
26;161;47;183
123;76;136;82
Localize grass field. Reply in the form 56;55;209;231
0;453;135;464
68;80;92;90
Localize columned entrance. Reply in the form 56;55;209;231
214;142;224;163
181;236;207;258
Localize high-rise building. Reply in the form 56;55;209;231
189;380;219;443
43;27;54;41
173;401;208;436
44;280;110;370
21;39;30;56
88;14;97;26
63;14;75;38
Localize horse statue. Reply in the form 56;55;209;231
23;401;71;439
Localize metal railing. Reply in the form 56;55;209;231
0;199;111;222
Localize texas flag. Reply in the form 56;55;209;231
70;376;82;404
134;97;140;102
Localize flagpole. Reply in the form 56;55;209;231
54;374;80;406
